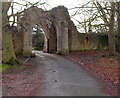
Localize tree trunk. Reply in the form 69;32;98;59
108;2;116;55
2;2;17;64
117;1;120;52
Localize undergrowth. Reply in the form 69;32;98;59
0;64;26;73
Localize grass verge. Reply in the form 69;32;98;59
0;64;26;73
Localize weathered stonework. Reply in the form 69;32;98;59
12;26;23;56
13;6;108;57
16;6;70;56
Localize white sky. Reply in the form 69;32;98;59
48;0;83;8
12;0;88;14
7;0;120;32
18;0;86;8
9;0;92;32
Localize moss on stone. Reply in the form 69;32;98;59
57;50;62;55
6;57;19;65
98;35;108;50
31;53;36;57
57;49;69;55
22;51;31;57
62;49;69;54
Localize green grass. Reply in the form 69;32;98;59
0;64;26;73
0;64;12;73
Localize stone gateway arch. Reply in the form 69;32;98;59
14;6;77;56
13;6;105;57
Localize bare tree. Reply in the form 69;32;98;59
108;2;116;55
2;0;49;64
69;1;120;54
116;1;120;51
69;1;110;33
2;1;17;64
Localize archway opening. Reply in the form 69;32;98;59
47;23;57;53
32;23;57;53
32;24;45;51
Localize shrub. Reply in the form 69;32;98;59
6;57;19;65
33;41;44;50
101;54;108;57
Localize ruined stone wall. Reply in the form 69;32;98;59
68;21;80;51
49;6;70;54
48;24;57;52
17;6;70;56
70;32;108;51
76;33;99;50
67;18;108;51
13;6;108;57
12;28;23;56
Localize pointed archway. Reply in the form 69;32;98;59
16;6;71;57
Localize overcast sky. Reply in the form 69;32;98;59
7;0;119;32
8;0;91;32
12;0;87;13
17;0;86;9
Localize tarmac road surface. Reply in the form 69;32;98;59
33;51;108;96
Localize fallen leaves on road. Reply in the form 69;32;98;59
65;51;119;96
2;59;43;96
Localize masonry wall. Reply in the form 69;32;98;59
69;32;108;51
77;33;99;50
12;27;23;56
12;6;109;57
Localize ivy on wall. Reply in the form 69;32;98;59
98;34;108;50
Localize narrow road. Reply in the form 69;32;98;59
33;51;108;96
